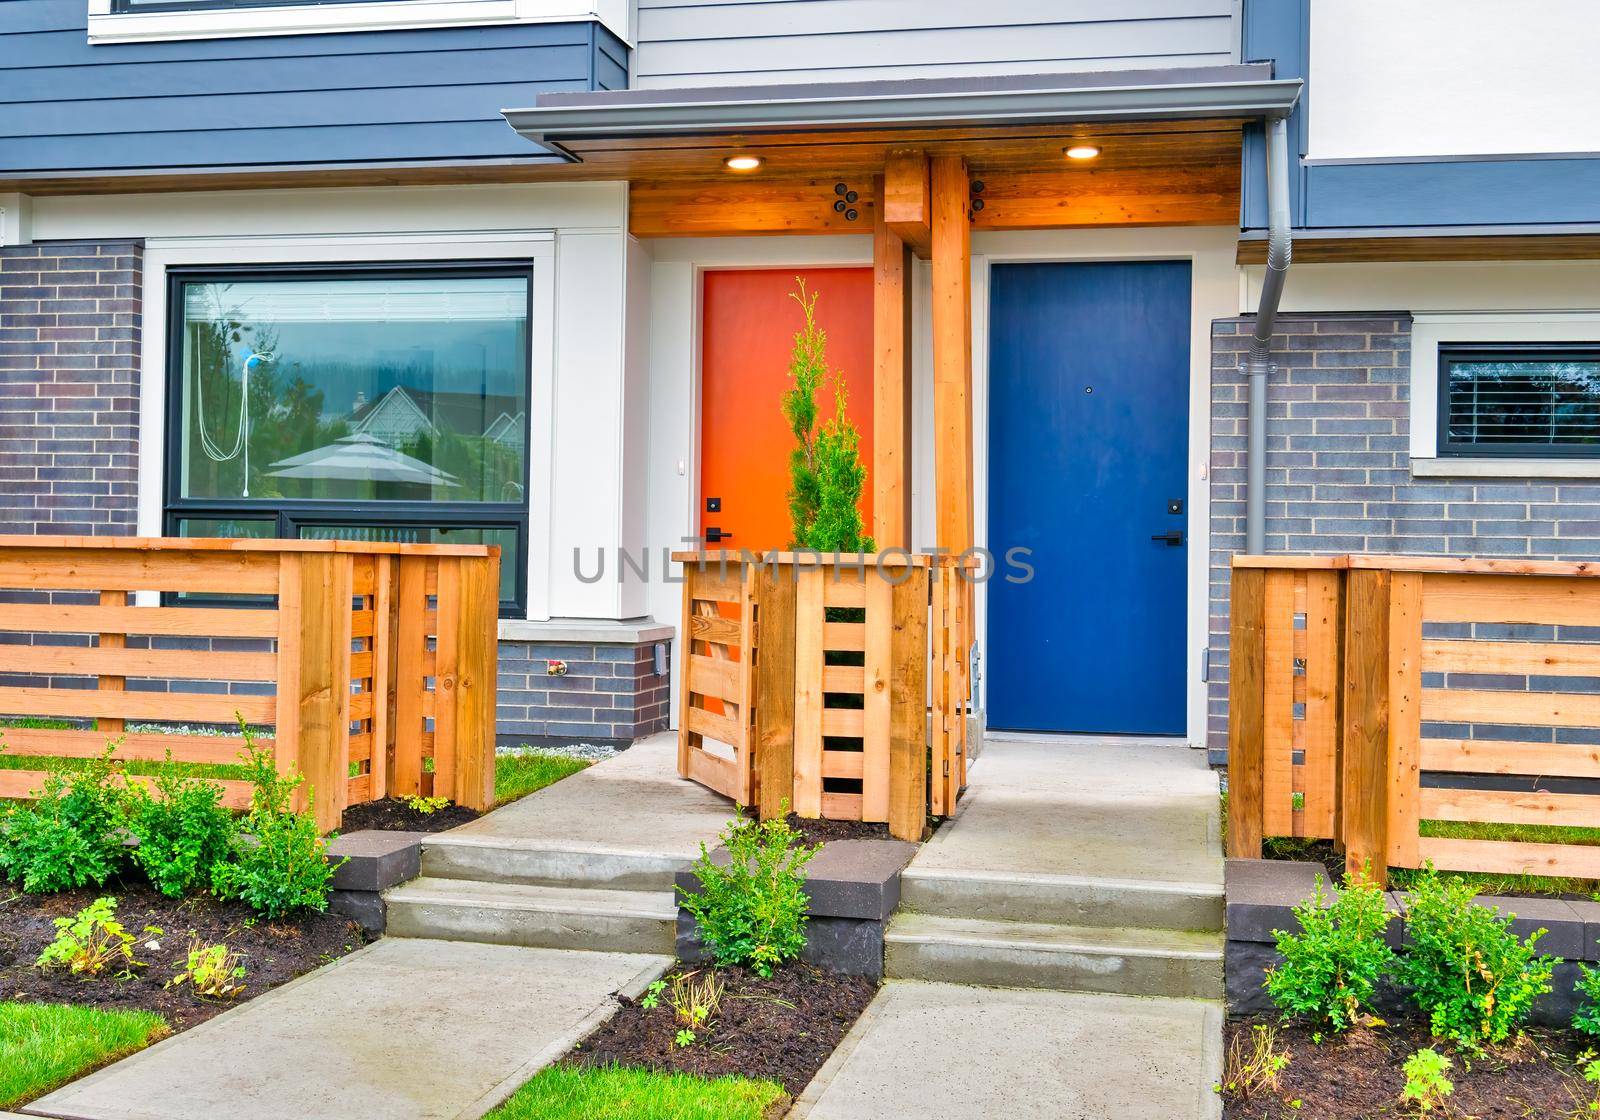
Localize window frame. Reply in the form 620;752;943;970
162;259;535;614
112;0;373;10
1436;341;1600;460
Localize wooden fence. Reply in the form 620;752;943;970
0;536;499;832
674;552;972;842
1229;553;1600;885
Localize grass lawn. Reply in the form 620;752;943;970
495;751;591;806
0;1002;169;1110
487;1065;786;1120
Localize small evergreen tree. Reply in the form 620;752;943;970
780;280;874;553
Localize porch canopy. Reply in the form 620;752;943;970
503;66;1301;552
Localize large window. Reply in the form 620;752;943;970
1439;344;1600;458
166;264;531;610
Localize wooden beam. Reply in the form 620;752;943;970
974;165;1237;230
1226;567;1266;860
873;178;914;550
883;150;932;258
1341;568;1391;887
930;155;973;554
628;178;876;238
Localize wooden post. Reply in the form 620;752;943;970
1342;568;1392;886
754;563;797;822
392;556;427;797
930;155;973;554
275;551;351;834
888;564;929;842
1226;566;1267;859
449;552;499;811
96;589;127;736
873;179;914;550
791;565;825;817
369;555;400;802
1386;572;1423;870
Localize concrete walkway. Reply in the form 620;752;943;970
25;939;668;1120
791;981;1223;1120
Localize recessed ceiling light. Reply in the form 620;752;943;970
724;155;763;172
1065;145;1102;160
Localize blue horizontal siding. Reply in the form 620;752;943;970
1241;0;1600;231
1305;158;1600;230
0;2;630;173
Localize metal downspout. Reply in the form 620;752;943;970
1245;115;1293;556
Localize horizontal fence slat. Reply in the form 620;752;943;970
347;774;371;804
1422;639;1600;676
0;603;279;638
821;664;866;694
685;744;741;798
688;612;741;647
1417;836;1600;879
1420;786;1600;828
349;692;373;722
821;707;865;737
0;685;273;724
823;576;867;608
0;769;254;809
0;726;263;765
1420;737;1600;778
0;549;279;595
821;748;864;779
822;622;866;652
687;653;741;703
350;651;374;680
687;704;740;745
348;733;372;764
690;567;743;605
0;644;276;682
1421;687;1600;729
1423;574;1600;626
820;791;864;820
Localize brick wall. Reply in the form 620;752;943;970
0;241;142;535
496;639;671;745
1208;313;1600;758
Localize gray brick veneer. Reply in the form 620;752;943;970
1208;313;1600;759
0;240;142;535
495;639;671;745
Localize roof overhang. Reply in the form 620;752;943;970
503;65;1302;160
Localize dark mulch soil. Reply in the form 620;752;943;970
0;881;367;1031
340;797;480;834
783;814;891;845
569;962;878;1095
1222;1016;1592;1120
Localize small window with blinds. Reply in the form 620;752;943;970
1439;345;1600;457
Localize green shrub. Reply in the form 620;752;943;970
780;281;873;553
1574;962;1600;1037
0;744;128;893
124;763;236;898
679;810;817;977
209;728;339;918
1398;1048;1453;1113
1395;866;1555;1052
1265;872;1396;1033
35;897;159;978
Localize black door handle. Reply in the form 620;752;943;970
1150;530;1184;546
705;527;733;544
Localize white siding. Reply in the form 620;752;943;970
1309;0;1600;160
632;0;1237;88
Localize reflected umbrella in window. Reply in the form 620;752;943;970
265;431;459;495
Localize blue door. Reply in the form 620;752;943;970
986;261;1190;735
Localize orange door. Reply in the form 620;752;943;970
699;268;874;552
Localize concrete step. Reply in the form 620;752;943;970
884;912;1224;1000
384;876;677;954
899;867;1224;933
420;836;686;892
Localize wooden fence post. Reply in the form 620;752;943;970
887;564;929;842
276;551;351;834
448;552;499;811
1227;566;1267;859
754;563;797;822
391;555;428;798
1342;567;1392;886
